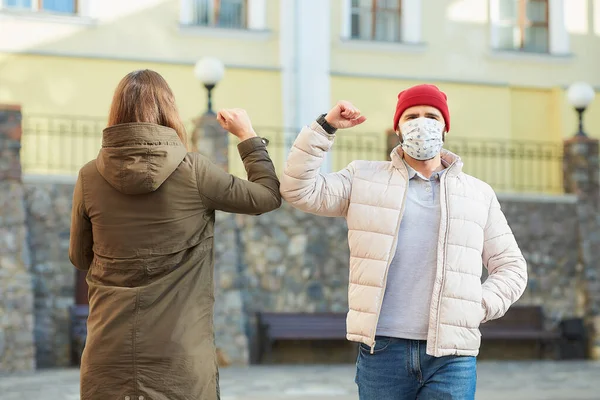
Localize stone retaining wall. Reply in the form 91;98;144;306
23;179;76;367
0;106;35;372
1;180;589;368
498;194;583;327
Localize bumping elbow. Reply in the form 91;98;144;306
255;192;282;215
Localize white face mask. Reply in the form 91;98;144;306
399;117;445;160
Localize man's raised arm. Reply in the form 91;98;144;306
280;101;366;217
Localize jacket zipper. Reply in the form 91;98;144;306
369;165;409;354
431;165;454;354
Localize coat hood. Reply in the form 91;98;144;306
96;123;188;195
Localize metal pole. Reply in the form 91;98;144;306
205;84;216;115
575;107;587;137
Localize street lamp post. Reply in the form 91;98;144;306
567;82;596;137
564;84;600;361
194;57;225;115
191;57;229;171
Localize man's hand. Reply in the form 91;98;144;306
325;101;367;130
217;108;258;141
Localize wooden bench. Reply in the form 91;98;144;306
252;306;561;362
253;312;347;363
479;305;561;358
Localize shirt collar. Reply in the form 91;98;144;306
402;158;449;181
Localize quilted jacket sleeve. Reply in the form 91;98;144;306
280;121;355;217
481;193;528;323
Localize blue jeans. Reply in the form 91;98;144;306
355;337;477;400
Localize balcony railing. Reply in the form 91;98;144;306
20;115;564;194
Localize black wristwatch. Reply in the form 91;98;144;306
316;113;337;135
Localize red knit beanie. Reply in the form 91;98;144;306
393;84;450;132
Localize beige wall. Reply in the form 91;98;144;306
330;75;600;193
2;0;600;194
0;53;282;125
330;0;600;88
0;0;280;68
0;53;282;176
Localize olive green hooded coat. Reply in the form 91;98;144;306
69;122;281;400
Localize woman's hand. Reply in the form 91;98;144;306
217;108;258;141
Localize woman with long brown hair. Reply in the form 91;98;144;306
69;69;281;399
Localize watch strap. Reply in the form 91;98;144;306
316;113;337;135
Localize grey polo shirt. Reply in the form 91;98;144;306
376;160;446;340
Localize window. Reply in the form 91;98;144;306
495;0;549;53
351;0;402;42
192;0;247;29
2;0;77;14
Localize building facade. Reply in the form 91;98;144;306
1;0;600;189
3;1;600;371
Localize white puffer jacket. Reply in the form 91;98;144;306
280;122;528;357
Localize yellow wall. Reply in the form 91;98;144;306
327;0;600;191
330;0;600;89
0;53;282;176
4;0;600;194
328;0;599;192
330;77;579;144
6;50;599;194
0;54;282;123
0;0;280;69
330;76;600;193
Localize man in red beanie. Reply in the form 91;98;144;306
280;84;527;400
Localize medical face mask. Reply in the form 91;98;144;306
399;117;445;160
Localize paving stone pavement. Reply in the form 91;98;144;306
0;361;599;400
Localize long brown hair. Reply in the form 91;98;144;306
108;69;187;146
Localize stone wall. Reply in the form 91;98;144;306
213;213;249;366
1;107;597;368
3;179;591;367
0;106;35;373
23;178;76;368
213;207;350;364
214;195;585;362
498;194;583;327
563;136;600;359
239;206;350;314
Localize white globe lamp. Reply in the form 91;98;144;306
567;82;595;137
194;58;225;114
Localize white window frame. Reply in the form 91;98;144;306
341;0;422;44
0;0;79;14
180;0;267;30
489;0;569;55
